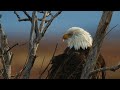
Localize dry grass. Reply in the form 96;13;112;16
0;38;119;79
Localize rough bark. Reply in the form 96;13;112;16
80;11;113;79
0;22;13;79
14;11;62;79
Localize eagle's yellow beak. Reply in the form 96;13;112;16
63;34;69;39
62;34;71;42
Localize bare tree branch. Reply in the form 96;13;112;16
14;11;31;22
35;13;39;38
9;53;14;65
14;11;50;22
15;11;62;79
39;11;48;33
5;43;19;54
23;11;32;21
105;24;118;38
0;19;13;79
29;11;36;52
92;24;118;49
90;62;120;74
18;18;49;22
18;18;30;21
80;11;113;79
14;11;62;79
38;18;49;23
42;11;62;37
38;11;44;13
14;11;21;20
21;11;37;79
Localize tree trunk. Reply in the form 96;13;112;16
0;23;13;79
80;11;113;79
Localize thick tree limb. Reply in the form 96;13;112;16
22;11;37;79
14;11;62;79
80;11;113;79
0;21;13;79
35;13;39;38
29;11;36;52
39;11;48;33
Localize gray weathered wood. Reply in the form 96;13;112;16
0;22;13;79
80;11;113;79
14;11;62;79
90;62;120;74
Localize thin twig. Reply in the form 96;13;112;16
93;24;118;48
14;56;29;79
38;56;45;79
14;68;24;79
23;11;32;21
52;52;75;79
39;43;58;79
67;58;85;79
42;11;62;36
18;18;30;21
18;42;27;46
18;18;49;22
14;55;37;79
14;11;30;22
106;24;118;37
14;11;21;20
38;18;49;23
4;43;19;54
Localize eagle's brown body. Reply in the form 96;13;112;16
48;47;106;79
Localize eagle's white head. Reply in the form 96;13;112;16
62;27;93;50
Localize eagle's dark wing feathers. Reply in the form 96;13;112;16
48;48;106;79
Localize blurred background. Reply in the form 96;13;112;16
0;11;120;79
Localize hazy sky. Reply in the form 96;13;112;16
0;11;120;40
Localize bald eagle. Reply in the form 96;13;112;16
48;27;106;79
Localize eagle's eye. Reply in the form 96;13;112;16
68;33;73;37
63;33;73;40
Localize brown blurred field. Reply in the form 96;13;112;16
102;40;120;79
0;36;120;79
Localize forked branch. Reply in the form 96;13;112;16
14;11;62;79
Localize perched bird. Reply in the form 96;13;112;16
48;27;106;79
